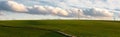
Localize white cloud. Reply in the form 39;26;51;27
7;1;28;12
50;7;68;16
0;1;28;12
27;5;69;16
0;0;115;20
83;8;113;17
28;5;48;14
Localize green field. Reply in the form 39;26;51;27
0;20;120;37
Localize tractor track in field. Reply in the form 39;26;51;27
0;24;76;37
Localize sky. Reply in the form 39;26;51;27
0;0;120;20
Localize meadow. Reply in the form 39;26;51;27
0;20;120;37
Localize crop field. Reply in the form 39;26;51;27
0;20;120;37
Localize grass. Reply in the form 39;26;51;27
0;20;120;37
0;24;65;37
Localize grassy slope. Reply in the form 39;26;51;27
0;25;65;37
0;20;120;37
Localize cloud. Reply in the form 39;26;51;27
0;12;2;15
0;1;28;12
28;5;49;14
67;8;84;17
27;5;69;16
0;0;113;19
83;8;113;17
0;1;69;17
114;11;120;18
49;7;68;16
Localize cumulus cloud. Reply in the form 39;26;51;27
83;8;113;17
0;0;114;19
27;5;69;16
49;7;68;16
28;5;49;14
0;1;28;12
0;1;69;16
